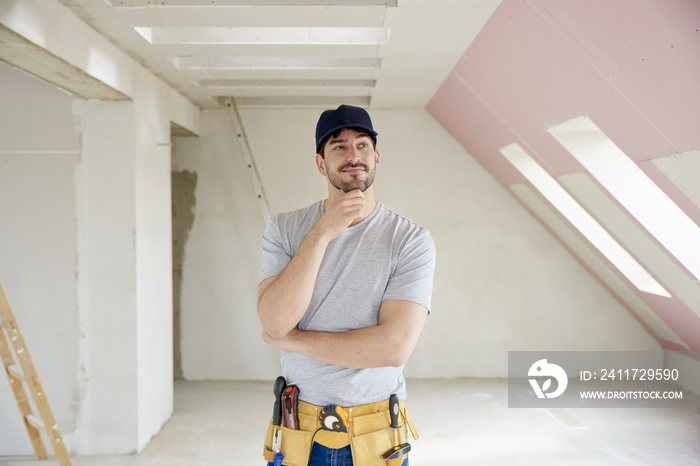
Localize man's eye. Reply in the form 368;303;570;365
333;145;345;150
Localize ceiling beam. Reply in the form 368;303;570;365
0;24;128;101
108;0;397;7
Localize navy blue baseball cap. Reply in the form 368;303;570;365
315;104;378;154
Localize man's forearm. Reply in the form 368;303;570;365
265;326;405;369
259;191;369;339
257;227;330;339
263;299;427;369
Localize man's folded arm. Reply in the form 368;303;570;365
262;299;428;369
257;227;331;340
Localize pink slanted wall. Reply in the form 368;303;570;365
427;0;700;352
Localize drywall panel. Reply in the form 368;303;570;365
529;0;700;154
427;0;700;354
381;5;496;57
0;153;81;455
0;62;81;152
0;62;80;456
72;99;139;454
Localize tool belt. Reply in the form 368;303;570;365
263;398;418;466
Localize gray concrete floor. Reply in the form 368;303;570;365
1;379;699;465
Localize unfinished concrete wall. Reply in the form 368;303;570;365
171;168;197;380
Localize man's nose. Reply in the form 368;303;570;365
346;145;362;163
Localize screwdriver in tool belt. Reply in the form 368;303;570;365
272;376;285;426
381;394;411;461
268;376;285;466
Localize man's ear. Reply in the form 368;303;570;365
315;153;327;176
375;149;380;167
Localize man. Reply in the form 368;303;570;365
259;105;435;466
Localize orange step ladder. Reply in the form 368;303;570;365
0;280;73;465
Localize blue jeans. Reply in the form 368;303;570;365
308;443;408;466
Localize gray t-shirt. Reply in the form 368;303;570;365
260;200;436;406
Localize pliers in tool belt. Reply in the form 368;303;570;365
272;429;281;453
268;430;283;466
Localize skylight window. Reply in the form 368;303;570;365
548;116;700;284
170;57;381;70
500;143;671;298
112;0;397;7
197;79;374;88
134;27;390;46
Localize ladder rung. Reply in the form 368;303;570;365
1;279;73;465
7;364;25;381
26;414;47;435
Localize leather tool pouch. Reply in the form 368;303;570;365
348;402;416;466
263;420;314;466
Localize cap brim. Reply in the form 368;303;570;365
316;125;378;153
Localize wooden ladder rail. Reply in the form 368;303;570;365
0;280;73;465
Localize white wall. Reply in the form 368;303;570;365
0;63;164;456
0;0;200;455
173;109;277;381
175;107;659;382
0;62;81;455
133;84;179;454
72;99;139;454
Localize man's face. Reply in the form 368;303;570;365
320;128;379;193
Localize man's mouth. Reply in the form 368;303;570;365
340;164;368;174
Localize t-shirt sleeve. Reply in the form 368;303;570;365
259;217;292;283
382;229;436;313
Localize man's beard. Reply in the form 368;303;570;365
327;162;376;192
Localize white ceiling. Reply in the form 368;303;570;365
56;0;501;109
